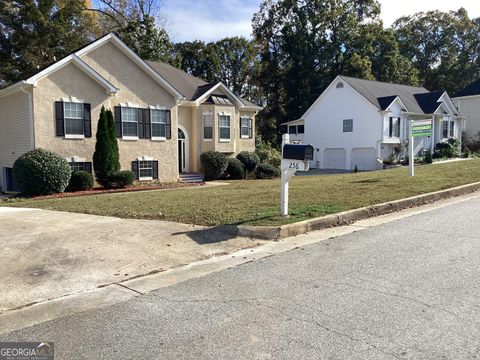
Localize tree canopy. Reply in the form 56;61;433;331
1;1;480;145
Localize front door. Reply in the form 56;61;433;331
178;128;187;173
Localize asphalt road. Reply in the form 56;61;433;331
2;197;480;359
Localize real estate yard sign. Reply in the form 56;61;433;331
409;119;433;177
411;120;433;138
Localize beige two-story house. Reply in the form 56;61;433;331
0;33;261;191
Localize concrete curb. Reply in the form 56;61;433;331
236;182;480;240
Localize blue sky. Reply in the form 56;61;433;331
163;0;480;43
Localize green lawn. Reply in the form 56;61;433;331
3;160;480;226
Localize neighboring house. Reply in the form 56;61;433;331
282;119;305;144
0;33;261;191
452;79;480;145
300;76;463;171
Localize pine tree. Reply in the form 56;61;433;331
93;107;119;186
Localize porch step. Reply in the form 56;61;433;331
179;173;204;183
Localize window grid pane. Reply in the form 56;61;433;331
139;161;153;178
122;107;138;136
449;122;454;137
343;119;353;132
69;162;84;172
204;114;213;139
241;118;249;137
219;115;230;139
152;123;166;137
64;102;84;135
442;121;449;138
151;109;166;124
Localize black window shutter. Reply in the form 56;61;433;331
131;161;139;180
55;101;65;137
144;109;151;139
166;110;171;139
84;103;92;137
138;108;145;138
239;118;242;138
153;160;158;179
114;106;122;138
389;117;393;138
249;118;253;138
84;162;92;174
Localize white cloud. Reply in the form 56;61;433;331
163;0;480;42
380;0;480;26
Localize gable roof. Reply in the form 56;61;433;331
146;61;207;100
413;91;444;113
454;79;480;98
339;76;430;114
0;33;183;99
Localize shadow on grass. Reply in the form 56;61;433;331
352;179;381;184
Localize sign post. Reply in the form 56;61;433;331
280;134;313;216
409;119;434;177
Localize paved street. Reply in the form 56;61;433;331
2;197;480;359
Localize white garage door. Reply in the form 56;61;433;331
324;148;346;169
351;148;377;171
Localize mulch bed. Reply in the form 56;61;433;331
28;182;204;201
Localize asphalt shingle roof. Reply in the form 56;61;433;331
455;78;480;98
414;91;444;114
147;61;261;108
340;76;432;114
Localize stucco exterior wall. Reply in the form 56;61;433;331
0;90;32;167
303;79;382;170
32;56;179;182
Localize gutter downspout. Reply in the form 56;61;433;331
19;82;35;150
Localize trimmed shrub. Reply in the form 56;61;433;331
236;151;260;174
225;158;245;179
107;171;135;188
255;163;280;179
200;151;228;181
13;149;71;196
67;171;94;192
93;107;120;187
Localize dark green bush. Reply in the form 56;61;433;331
424;151;433;164
236;151;260;174
225;158;245;179
435;139;460;158
200;151;228;181
67;171;94;192
13;149;71;196
107;170;135;188
255;163;280;179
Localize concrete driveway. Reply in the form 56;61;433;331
0;207;264;313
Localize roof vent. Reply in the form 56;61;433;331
336;82;344;89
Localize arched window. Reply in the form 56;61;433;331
336;82;344;89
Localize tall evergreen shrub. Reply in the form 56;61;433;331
93;107;120;186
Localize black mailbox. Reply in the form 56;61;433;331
283;144;314;161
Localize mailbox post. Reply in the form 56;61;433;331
280;134;314;216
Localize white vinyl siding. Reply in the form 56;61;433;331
0;91;32;167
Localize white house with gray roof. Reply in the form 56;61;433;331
301;76;464;171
